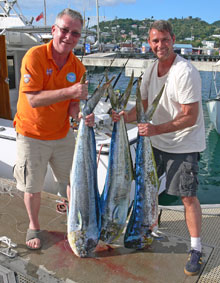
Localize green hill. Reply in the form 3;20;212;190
92;17;220;47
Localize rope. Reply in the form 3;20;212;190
97;144;104;168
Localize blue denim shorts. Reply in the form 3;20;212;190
153;147;200;197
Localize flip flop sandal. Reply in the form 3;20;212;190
26;229;42;250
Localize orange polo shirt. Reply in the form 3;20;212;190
14;40;85;140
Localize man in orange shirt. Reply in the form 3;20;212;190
13;8;93;250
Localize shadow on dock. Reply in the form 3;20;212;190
0;178;219;283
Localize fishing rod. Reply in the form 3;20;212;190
92;52;118;94
133;71;143;86
104;56;130;102
99;53;118;85
113;57;130;89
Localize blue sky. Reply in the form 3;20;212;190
17;0;220;27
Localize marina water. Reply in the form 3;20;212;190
88;69;220;206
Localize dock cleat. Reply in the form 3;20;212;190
184;249;202;276
0;236;17;258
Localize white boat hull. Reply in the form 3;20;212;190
0;117;136;196
0;117;166;198
206;98;220;134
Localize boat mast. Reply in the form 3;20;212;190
44;0;46;26
96;0;100;44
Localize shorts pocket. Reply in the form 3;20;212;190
13;160;26;185
180;161;199;193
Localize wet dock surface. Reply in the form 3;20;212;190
0;178;219;283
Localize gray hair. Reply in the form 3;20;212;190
148;20;174;38
55;8;83;26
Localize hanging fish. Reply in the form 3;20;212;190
68;75;114;257
100;71;134;243
124;79;165;249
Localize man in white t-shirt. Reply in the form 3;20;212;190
112;20;205;276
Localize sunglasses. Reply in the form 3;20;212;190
55;24;81;38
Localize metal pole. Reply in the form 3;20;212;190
96;0;100;44
44;0;46;26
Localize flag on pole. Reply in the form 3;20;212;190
35;12;44;22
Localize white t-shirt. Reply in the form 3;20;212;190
140;54;206;153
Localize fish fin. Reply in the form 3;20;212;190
74;210;83;231
112;205;119;221
127;200;134;218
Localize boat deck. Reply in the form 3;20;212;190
0;177;220;283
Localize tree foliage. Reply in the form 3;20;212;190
92;16;220;46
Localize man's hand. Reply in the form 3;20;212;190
85;113;95;127
69;81;88;101
78;113;95;127
111;110;128;123
138;123;158;137
68;101;80;120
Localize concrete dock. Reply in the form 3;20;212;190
0;178;220;283
78;53;220;77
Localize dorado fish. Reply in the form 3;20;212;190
100;71;134;243
124;79;165;249
68;75;113;257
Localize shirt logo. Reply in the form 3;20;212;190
46;69;53;75
24;74;31;83
66;72;76;83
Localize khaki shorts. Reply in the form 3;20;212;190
13;130;75;194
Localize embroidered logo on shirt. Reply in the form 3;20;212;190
46;69;53;75
66;72;76;83
24;74;31;83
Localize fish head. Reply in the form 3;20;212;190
82;76;115;116
136;77;147;123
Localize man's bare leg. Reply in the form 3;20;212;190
67;184;70;202
24;192;41;249
182;196;202;238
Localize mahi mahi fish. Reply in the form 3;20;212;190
124;78;165;249
68;74;114;257
100;71;134;243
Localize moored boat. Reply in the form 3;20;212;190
206;98;220;134
206;60;220;134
